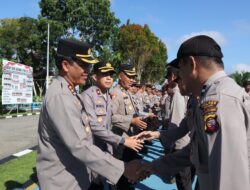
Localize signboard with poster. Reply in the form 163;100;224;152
1;59;33;105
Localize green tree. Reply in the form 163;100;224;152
0;17;64;96
39;0;120;56
230;71;250;87
0;18;19;60
116;23;167;83
141;39;167;84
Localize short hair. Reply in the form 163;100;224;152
195;56;224;69
55;55;78;70
166;66;178;78
181;56;224;70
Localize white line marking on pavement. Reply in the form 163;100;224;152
5;116;12;118
13;149;33;157
27;113;32;116
17;114;23;117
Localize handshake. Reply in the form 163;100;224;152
135;130;161;141
123;159;155;183
125;130;160;152
122;131;161;183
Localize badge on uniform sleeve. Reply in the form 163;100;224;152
201;100;219;134
204;113;219;134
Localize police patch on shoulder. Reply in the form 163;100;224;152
204;114;219;134
201;100;219;134
201;100;218;109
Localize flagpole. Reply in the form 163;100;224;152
46;23;50;90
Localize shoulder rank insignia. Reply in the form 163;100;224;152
201;100;219;134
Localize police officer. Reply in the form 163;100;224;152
111;64;147;138
143;84;153;112
176;35;250;190
111;64;147;190
164;64;192;190
37;39;143;190
137;35;250;190
81;61;145;189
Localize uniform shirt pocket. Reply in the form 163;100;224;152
124;99;134;115
95;105;107;126
80;111;92;138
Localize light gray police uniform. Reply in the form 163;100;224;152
37;76;124;190
111;84;138;137
81;85;123;154
134;91;149;119
198;71;250;190
168;85;190;150
152;71;250;190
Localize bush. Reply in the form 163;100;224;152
33;96;43;102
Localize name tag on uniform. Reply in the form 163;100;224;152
96;104;104;108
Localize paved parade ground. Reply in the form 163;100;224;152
0;115;39;160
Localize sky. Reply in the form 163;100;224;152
0;0;250;74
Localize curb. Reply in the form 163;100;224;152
0;112;40;119
0;146;37;165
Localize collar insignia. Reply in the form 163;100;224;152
68;84;77;96
96;89;101;95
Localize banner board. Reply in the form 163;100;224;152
1;59;33;105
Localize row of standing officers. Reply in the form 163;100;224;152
37;35;250;190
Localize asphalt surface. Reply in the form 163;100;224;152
0;115;39;160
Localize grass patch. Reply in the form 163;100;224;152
0;151;37;190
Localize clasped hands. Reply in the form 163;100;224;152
135;130;160;141
126;130;160;152
123;159;155;183
123;130;160;182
